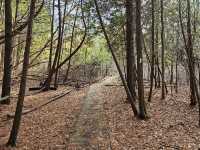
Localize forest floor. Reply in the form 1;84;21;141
0;83;88;150
0;76;200;149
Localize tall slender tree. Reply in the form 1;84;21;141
1;0;13;104
186;0;198;105
126;0;137;99
44;0;62;90
136;0;147;119
175;54;178;93
179;0;197;105
47;0;55;83
160;0;165;99
7;0;36;146
186;0;200;125
94;0;138;116
148;0;155;102
54;0;64;88
64;6;79;82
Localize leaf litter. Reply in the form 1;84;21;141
1;77;200;150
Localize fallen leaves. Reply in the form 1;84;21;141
102;86;200;149
0;85;87;150
1;77;200;150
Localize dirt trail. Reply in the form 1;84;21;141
67;76;117;149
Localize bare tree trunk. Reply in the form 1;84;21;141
170;61;173;94
0;44;4;73
179;0;200;126
54;0;64;88
15;36;21;73
175;56;178;93
136;0;147;119
154;62;157;88
44;0;62;90
64;7;79;82
179;0;197;105
94;0;138;116
126;0;137;100
7;0;35;146
160;0;165;99
148;0;155;102
186;0;199;106
47;0;55;86
198;63;200;91
155;25;159;88
1;0;13;104
186;0;200;126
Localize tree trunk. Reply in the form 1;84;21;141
0;44;4;73
199;63;200;91
44;0;62;90
186;0;198;106
186;0;200;126
47;0;55;88
54;0;68;88
178;0;197;105
1;0;13;104
148;0;155;102
7;0;35;146
175;56;178;93
160;0;165;99
15;36;21;73
170;61;173;94
136;0;147;119
64;7;79;83
126;0;137;100
94;0;138;116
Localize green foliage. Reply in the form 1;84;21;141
31;4;51;59
78;36;112;65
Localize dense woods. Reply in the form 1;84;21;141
1;0;200;149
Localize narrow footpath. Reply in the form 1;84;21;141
67;76;116;150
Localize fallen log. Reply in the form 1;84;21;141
29;87;57;91
104;84;123;87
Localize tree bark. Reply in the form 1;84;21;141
175;56;178;93
170;61;173;94
186;0;200;126
44;0;62;90
64;7;78;82
7;0;36;146
1;0;13;104
186;0;198;106
160;0;165;99
47;0;55;82
148;0;155;102
136;0;147;119
178;0;197;105
54;0;64;88
126;0;137;100
94;0;138;116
